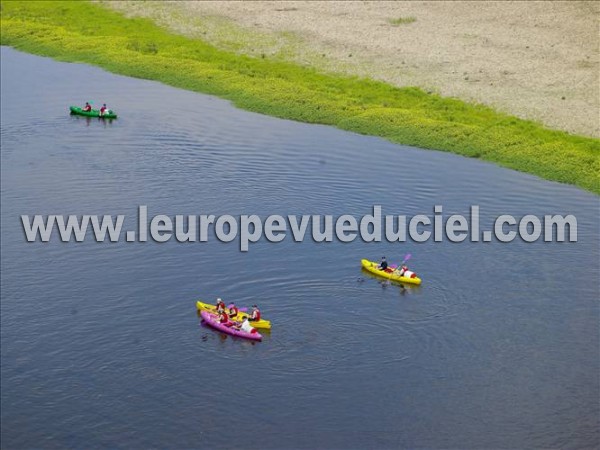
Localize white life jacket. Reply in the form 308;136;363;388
240;321;255;333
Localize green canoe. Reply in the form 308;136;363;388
69;106;117;119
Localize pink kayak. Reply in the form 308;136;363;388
200;311;262;341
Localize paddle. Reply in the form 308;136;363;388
401;253;412;265
227;304;248;312
393;253;412;275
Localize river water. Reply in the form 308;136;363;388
1;47;598;449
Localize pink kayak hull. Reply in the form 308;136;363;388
201;311;262;341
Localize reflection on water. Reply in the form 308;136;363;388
69;114;117;127
1;47;598;449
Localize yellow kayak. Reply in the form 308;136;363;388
196;301;272;330
361;259;422;285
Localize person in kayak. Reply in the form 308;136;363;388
99;104;109;116
397;265;417;279
217;310;231;326
228;303;239;319
216;298;226;313
378;256;389;271
248;305;261;322
234;317;258;334
82;102;92;112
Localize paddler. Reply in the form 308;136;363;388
378;256;389;271
216;298;226;313
248;305;261;322
234;317;257;334
397;265;417;279
217;309;231;326
99;103;109;116
228;303;239;319
82;102;92;112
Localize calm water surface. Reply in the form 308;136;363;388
1;47;599;449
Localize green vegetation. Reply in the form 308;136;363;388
388;17;417;26
1;0;598;193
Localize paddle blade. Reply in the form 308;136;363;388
402;253;412;264
228;304;248;312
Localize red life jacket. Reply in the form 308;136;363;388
229;306;239;317
219;312;229;323
252;309;261;320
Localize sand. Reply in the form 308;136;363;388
107;1;599;137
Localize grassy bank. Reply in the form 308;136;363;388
1;0;598;193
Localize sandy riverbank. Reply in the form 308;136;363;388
106;1;599;138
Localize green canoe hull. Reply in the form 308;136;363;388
69;106;117;119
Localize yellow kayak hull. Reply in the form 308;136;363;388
361;259;422;285
196;301;272;330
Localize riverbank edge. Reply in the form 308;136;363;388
1;1;598;194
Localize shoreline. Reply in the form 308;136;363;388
1;0;598;194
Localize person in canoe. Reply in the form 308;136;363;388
228;303;239;319
248;305;261;322
397;265;417;279
99;103;109;116
234;317;258;335
216;298;226;313
377;256;390;271
217;309;232;326
82;102;92;112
